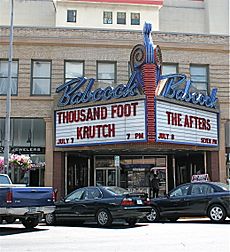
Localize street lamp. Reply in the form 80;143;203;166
4;0;14;174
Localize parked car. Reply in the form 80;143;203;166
0;174;56;228
45;186;151;227
145;181;230;223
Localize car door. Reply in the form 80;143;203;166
55;188;86;221
79;187;104;217
159;184;190;215
185;183;214;215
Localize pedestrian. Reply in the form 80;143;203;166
150;173;160;198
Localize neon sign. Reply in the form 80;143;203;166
56;71;141;107
159;74;218;109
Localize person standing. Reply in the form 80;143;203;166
150;173;160;198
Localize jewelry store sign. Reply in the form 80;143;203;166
55;99;147;147
156;100;218;147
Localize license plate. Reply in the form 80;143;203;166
136;199;143;205
28;207;36;213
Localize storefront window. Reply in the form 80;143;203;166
0;118;45;147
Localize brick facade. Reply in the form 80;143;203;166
0;26;229;186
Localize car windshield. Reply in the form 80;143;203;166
214;182;230;191
104;186;129;195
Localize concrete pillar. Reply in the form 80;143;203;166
44;117;53;187
219;119;227;182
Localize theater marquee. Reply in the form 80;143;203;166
156;100;218;146
55;99;147;147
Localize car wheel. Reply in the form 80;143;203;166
145;207;159;222
126;218;138;226
45;213;56;225
21;217;39;229
208;204;226;223
96;209;112;227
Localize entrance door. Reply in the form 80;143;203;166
67;156;88;194
150;167;167;196
95;168;116;186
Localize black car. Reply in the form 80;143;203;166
45;186;151;227
146;182;230;223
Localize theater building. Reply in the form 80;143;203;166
0;0;229;197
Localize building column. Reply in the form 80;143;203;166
44;117;53;187
219;119;227;182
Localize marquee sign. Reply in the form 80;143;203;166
55;99;147;147
156;100;218;146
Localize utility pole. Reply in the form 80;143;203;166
4;0;14;174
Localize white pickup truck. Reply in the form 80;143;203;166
0;174;55;228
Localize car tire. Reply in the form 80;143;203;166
96;209;112;227
45;213;56;226
21;217;39;229
145;207;160;222
126;218;138;226
208;204;226;223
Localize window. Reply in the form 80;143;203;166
67;10;77;23
117;12;126;25
64;61;84;83
162;63;178;75
97;61;116;87
66;188;85;201
170;185;190;197
190;65;208;94
0;118;45;147
31;60;51;95
0;60;18;95
103;11;113;24
131;13;140;25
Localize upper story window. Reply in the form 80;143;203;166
97;61;116;88
103;11;113;24
162;63;178;75
0;59;18;95
190;64;208;95
31;60;51;96
67;10;77;23
131;13;140;25
117;12;126;25
64;61;84;83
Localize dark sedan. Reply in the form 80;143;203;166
45;186;151;227
146;182;230;223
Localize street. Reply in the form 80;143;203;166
0;219;229;252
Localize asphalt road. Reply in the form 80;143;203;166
0;218;229;252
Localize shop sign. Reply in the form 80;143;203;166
191;174;209;182
156;100;218;146
55;99;147;147
0;146;45;154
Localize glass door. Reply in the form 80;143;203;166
95;168;116;186
150;167;167;196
